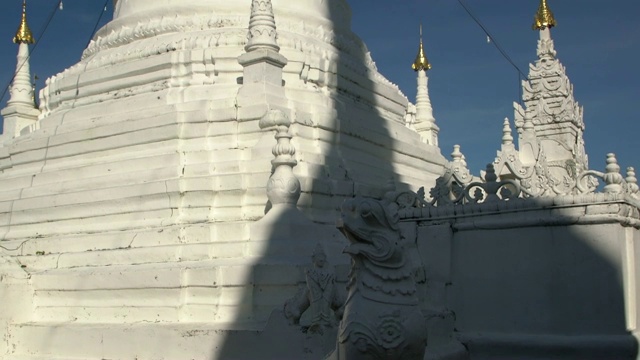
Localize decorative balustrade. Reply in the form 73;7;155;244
383;149;639;222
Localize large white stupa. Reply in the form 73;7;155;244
31;0;446;223
3;1;633;359
0;0;447;359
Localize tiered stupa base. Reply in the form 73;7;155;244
0;0;447;358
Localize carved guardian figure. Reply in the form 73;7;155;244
331;197;426;359
284;244;344;333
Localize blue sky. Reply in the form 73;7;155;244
351;0;640;174
0;0;637;175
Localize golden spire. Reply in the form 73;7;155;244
412;25;432;72
533;0;557;30
13;0;35;44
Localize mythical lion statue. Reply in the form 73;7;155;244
329;196;427;359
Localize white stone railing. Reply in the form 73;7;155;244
431;151;637;206
380;152;639;225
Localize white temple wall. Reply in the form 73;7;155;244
414;202;640;359
448;223;626;335
625;226;640;337
0;257;32;357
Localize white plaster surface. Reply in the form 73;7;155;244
414;201;640;359
0;0;446;359
1;1;634;360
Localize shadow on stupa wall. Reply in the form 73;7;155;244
214;0;408;358
213;1;640;358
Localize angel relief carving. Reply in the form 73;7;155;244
284;244;344;334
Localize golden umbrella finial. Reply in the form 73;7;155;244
533;0;557;30
412;25;432;72
13;0;35;44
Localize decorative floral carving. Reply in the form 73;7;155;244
377;312;406;350
425;150;636;212
428;145;473;207
466;164;521;203
245;0;280;52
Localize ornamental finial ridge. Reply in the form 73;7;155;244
502;118;514;146
246;0;280;52
13;0;35;44
259;110;301;207
533;0;557;30
412;25;432;72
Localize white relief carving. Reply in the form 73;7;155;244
283;244;344;334
246;0;279;52
259;110;301;207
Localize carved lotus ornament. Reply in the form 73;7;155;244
259;109;291;129
377;313;406;350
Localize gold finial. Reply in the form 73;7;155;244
533;0;557;30
13;0;35;44
412;25;432;72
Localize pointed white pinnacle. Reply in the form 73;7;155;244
246;0;279;52
451;145;464;163
502;118;514;146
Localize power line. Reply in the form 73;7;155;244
456;0;530;82
85;0;111;49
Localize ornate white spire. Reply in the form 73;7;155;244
411;26;438;146
451;145;466;167
533;0;558;61
237;0;289;119
8;0;35;107
501;118;514;146
536;16;556;60
507;0;587;194
245;0;279;52
603;153;624;194
8;45;35;108
1;0;40;142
